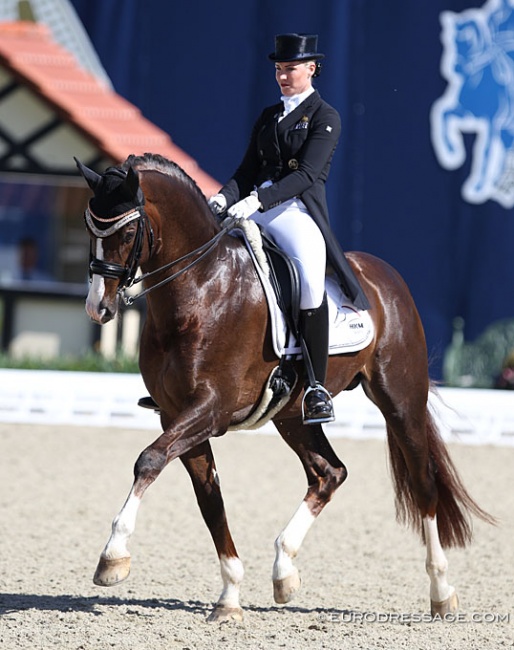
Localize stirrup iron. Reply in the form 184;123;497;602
302;383;335;425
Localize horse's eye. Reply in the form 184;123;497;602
122;228;136;245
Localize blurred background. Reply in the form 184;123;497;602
1;0;514;387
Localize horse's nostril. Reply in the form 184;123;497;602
99;296;119;323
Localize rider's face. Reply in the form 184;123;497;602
275;60;316;96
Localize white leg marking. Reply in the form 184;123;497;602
86;240;106;321
102;488;141;560
273;500;316;581
423;515;454;603
217;555;244;609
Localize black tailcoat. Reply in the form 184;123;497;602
220;90;370;310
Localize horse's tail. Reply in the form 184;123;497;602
386;401;496;548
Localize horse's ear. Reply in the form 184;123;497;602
74;157;102;192
124;166;140;198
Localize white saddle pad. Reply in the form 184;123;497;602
231;222;374;359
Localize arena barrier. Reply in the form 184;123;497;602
0;369;513;446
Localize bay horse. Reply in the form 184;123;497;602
76;153;492;623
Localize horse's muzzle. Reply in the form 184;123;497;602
86;284;120;324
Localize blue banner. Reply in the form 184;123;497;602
70;0;514;380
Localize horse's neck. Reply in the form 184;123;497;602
143;181;216;260
142;226;252;331
153;214;218;269
140;198;222;323
139;168;216;254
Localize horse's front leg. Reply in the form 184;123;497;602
271;416;347;603
93;437;169;587
180;441;244;623
93;484;140;586
93;396;231;592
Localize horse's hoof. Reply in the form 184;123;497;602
207;605;244;624
431;590;459;617
93;556;131;586
273;568;301;604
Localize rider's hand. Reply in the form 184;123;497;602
208;193;227;216
227;193;261;220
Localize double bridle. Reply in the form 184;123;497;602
84;203;228;306
85;204;152;296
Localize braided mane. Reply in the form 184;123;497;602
121;152;206;202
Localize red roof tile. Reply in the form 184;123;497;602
0;21;220;195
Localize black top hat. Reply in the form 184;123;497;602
268;33;325;62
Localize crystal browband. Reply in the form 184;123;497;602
85;206;142;238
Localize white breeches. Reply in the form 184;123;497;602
251;198;326;310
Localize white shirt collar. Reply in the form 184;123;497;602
279;86;315;121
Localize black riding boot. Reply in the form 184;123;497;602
138;396;160;413
299;293;335;424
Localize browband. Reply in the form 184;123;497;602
85;206;142;238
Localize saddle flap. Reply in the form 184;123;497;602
228;219;374;359
260;231;301;334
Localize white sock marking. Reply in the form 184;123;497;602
423;515;454;603
103;488;141;560
217;555;244;609
273;501;316;581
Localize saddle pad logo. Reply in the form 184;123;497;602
431;0;514;207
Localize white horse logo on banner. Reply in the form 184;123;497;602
431;0;514;207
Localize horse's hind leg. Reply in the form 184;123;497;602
180;441;244;623
271;416;347;604
386;408;460;615
423;514;459;616
362;371;471;616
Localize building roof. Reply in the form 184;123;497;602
0;0;113;88
0;21;220;195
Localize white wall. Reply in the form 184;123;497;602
1;369;513;446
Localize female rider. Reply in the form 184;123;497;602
209;33;369;424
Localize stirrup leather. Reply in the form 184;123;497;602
302;383;335;425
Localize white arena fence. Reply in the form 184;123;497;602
0;369;513;447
